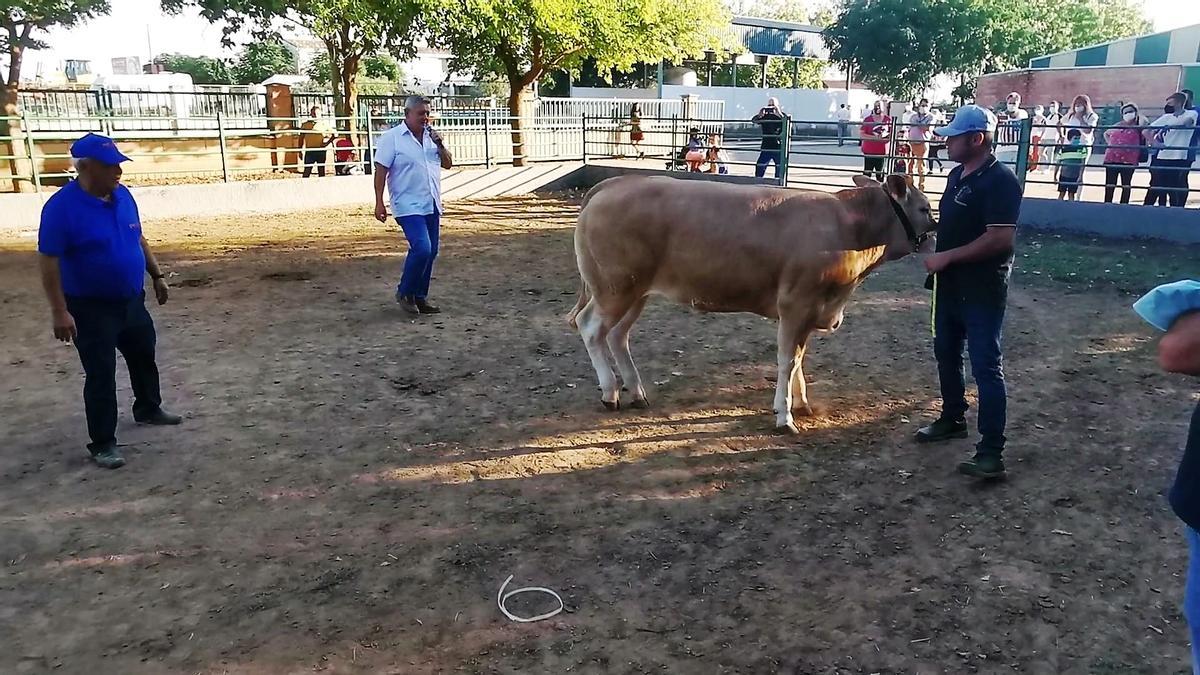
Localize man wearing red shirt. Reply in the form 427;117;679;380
860;101;891;182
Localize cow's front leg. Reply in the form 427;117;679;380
773;317;814;433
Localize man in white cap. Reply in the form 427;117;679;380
914;105;1022;480
37;133;182;469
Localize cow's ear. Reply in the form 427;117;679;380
852;175;879;189
885;174;909;199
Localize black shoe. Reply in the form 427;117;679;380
395;293;420;315
134;408;182;425
91;446;126;469
957;453;1006;480
415;298;441;314
915;417;968;443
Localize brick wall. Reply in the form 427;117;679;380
977;66;1184;113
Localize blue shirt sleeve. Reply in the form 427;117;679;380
981;171;1022;226
38;195;68;257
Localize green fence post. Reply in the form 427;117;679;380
216;109;230;183
365;108;375;174
778;114;791;186
670;114;678;171
21;111;42;194
582;113;588;164
1014;117;1032;191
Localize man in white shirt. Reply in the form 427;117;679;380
373;96;454;314
1144;91;1198;208
836;104;852;146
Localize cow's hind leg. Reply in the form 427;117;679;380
773;316;816;433
577;299;621;410
607;295;649;408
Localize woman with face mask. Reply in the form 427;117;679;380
1029;104;1047;172
1102;103;1144;204
907;98;935;191
1060;95;1098;193
1042;101;1061;177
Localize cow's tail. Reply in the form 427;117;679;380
565;279;590;330
566;186;605;330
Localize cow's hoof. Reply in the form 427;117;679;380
601;399;620;412
775;421;800;435
630;397;651;409
793;404;816;418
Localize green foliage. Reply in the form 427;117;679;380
230;37;297;84
824;0;1152;100
305;51;401;86
2;0;112;87
155;53;234;84
765;57;825;88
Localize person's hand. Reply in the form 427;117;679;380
924;251;952;274
153;277;169;305
52;309;77;342
374;201;388;223
428;127;444;146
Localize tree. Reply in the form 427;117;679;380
765;57;825;89
429;0;729;165
230;37;298;84
164;0;423;131
305;51;402;88
824;0;1151;101
155;53;234;84
2;0;111;191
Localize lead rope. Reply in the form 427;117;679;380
496;575;564;623
930;273;938;338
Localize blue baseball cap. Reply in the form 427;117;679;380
934;105;998;138
70;133;131;165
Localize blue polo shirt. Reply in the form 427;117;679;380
936;156;1023;306
38;181;146;300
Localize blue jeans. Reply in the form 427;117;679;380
755;150;781;179
397;212;440;299
933;297;1007;453
1187;527;1200;674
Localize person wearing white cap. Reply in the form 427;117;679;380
914;105;1022;480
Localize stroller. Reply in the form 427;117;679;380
666;127;706;171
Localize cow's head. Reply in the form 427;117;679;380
852;174;937;257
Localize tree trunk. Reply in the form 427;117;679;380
508;86;525;167
340;53;360;140
326;41;342;120
2;78;34;193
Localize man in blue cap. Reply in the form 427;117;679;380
38;133;181;469
914;105;1022;480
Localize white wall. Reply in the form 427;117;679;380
570;86;883;123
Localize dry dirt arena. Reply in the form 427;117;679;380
2;193;1200;675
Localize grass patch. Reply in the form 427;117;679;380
1015;230;1200;295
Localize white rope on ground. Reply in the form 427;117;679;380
496;574;564;623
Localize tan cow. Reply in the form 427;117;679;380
567;173;937;433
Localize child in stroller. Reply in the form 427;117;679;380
667;127;707;171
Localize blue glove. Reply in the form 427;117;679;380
1132;280;1200;331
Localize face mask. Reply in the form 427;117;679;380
1034;107;1044;116
918;106;929;114
1075;105;1085;113
1123;112;1137;122
1166;104;1177;114
1006;103;1017;112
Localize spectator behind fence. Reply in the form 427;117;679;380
1042;100;1062;178
1185;89;1199;202
1145;91;1198;208
1028;104;1047;172
629;103;645;159
909;99;935;191
1102;103;1145;204
1057;129;1087;201
705;133;729;174
751;97;786;179
334;135;357;176
837;103;852;147
860;101;891;182
1002;92;1028;146
300;105;334;178
1061;95;1098;187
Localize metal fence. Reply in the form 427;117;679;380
17;88;268;132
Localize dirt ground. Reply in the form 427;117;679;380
2;193;1199;674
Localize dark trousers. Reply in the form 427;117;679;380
755;150;781;179
933;295;1007;453
1103;165;1136;204
1145;158;1191;207
302;149;327;178
397;213;440;299
863;155;885;182
67;293;162;452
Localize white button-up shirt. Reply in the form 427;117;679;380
373;123;443;218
